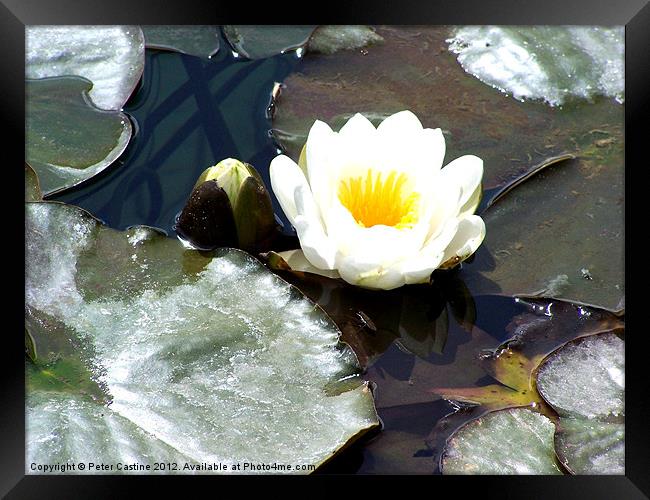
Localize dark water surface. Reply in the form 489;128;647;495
52;41;301;235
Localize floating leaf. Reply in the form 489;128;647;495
26;77;132;196
223;26;316;59
26;201;379;473
441;408;562;474
554;417;624;475
142;25;220;58
447;27;624;106
308;26;384;55
271;26;624;311
536;333;624;474
537;333;624;419
26;25;145;111
432;298;622;413
25;163;42;201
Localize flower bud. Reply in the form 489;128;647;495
194;158;257;208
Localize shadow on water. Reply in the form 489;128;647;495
50;32;302;236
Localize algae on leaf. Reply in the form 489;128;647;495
25;202;378;473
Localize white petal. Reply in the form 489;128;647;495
338;113;377;139
269;154;309;224
305;120;338;210
337;256;406;290
440;155;484;211
376;110;423;137
439;215;486;269
457;183;482;218
417;127;446;173
275;249;341;279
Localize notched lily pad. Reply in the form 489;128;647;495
26;77;132;196
441;408;562;474
142;26;220;58
26;201;379;473
223;26;317;59
26;25;145;111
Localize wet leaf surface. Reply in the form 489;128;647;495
142;26;220;58
223;26;317;59
26;201;379;473
26;77;132;196
441;408;562;474
307;26;384;55
537;332;624;474
271;25;624;311
26;25;145;111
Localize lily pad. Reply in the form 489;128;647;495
141;26;220;58
26;77;132;196
26;25;145;111
223;26;317;59
432;298;623;413
26;201;379;473
441;408;562;474
447;26;624;106
536;333;624;474
308;26;384;55
270;26;624;311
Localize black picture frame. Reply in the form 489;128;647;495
4;0;647;496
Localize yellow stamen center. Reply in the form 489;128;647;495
338;169;420;229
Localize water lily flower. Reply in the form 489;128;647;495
269;110;485;290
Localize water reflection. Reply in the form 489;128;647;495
52;35;302;235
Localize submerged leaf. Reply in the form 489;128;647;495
441;408;562;474
26;25;145;111
142;26;220;58
26;201;379;473
26;78;132;196
25;163;42;201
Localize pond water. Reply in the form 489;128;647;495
37;26;624;474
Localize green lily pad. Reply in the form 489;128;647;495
25;201;379;473
223;26;317;59
25;163;41;201
308;26;384;55
441;408;562;474
26;25;145;111
270;26;624;311
536;333;624;474
141;25;220;58
447;27;624;106
26;77;132;196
